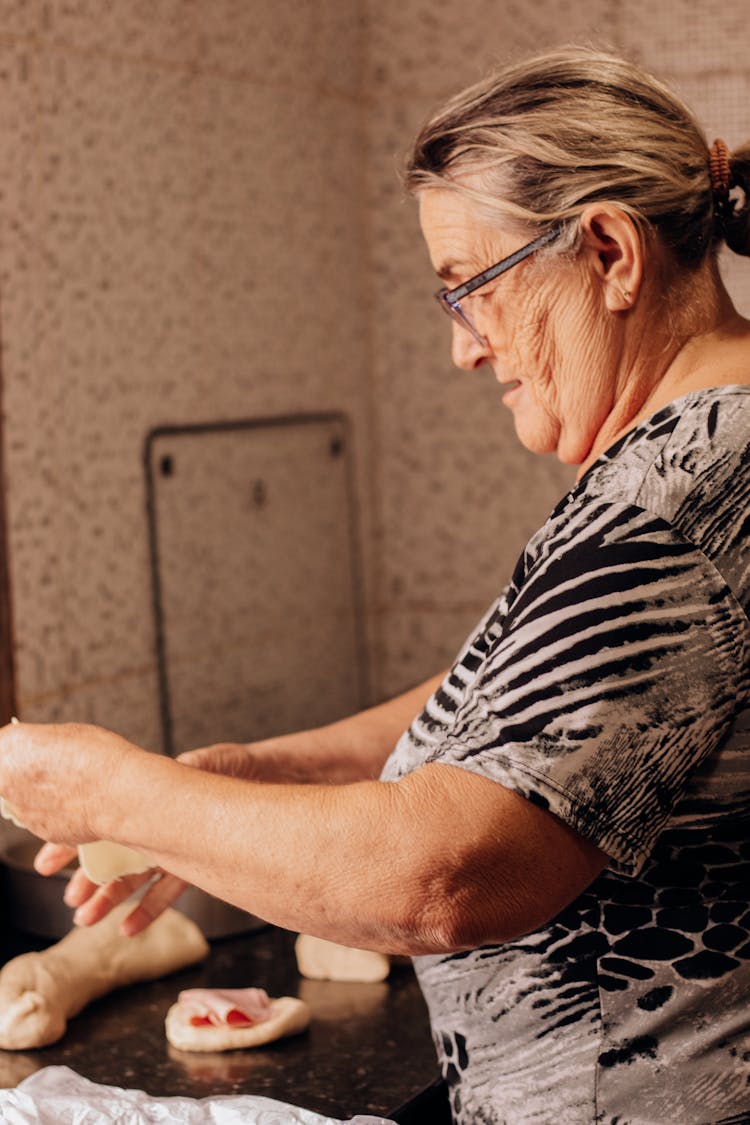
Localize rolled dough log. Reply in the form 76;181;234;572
294;934;390;983
165;995;310;1052
0;904;209;1050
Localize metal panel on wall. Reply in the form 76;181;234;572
146;414;367;757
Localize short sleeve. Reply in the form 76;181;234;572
424;502;750;875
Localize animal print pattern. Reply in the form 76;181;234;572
382;387;750;1124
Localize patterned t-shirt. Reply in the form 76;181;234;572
381;386;750;1125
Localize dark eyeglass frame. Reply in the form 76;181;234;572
434;226;561;345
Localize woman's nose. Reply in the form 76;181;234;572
451;322;490;371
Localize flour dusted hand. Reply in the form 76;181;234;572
0;721;155;885
0;721;140;846
1;720;29;828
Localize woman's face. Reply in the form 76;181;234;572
418;188;618;465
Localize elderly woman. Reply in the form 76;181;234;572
2;46;750;1124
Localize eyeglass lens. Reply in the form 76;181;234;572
436;292;488;346
433;226;560;347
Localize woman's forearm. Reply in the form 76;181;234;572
100;751;440;953
244;670;447;784
0;718;608;954
96;744;606;957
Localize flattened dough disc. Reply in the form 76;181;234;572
165;995;310;1052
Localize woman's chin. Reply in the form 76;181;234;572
512;409;561;457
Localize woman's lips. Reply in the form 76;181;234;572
501;379;522;402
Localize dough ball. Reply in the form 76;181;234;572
294;934;390;983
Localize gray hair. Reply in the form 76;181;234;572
404;46;750;266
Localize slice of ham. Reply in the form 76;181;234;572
178;988;272;1028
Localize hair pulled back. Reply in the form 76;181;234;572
404;46;750;266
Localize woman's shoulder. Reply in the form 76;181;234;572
576;384;750;513
548;385;750;608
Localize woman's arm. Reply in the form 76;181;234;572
0;721;607;954
30;672;448;931
182;669;448;785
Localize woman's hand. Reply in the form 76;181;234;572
32;843;186;935
0;720;163;935
0;721;138;845
177;742;264;780
32;741;264;936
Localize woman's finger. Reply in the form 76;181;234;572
61;865;101;909
71;870;156;928
33;842;77;876
118;873;190;937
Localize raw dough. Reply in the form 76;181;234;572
165;995;310;1052
294;935;390;983
0;808;152;885
77;840;153;883
0;904;209;1050
0;796;24;828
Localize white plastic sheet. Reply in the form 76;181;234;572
0;1066;397;1125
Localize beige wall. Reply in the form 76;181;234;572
0;3;375;748
0;2;748;748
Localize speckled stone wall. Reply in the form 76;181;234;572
0;1;748;765
0;1;375;751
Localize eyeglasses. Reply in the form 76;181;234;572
434;226;561;346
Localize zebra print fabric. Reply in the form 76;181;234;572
382;386;750;1124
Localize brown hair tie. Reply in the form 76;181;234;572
709;138;732;197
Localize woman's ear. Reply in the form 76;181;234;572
578;204;644;313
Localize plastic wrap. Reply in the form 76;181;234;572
0;1065;397;1124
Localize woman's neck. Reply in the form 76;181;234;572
577;266;750;478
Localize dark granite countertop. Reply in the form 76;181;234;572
0;922;439;1119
